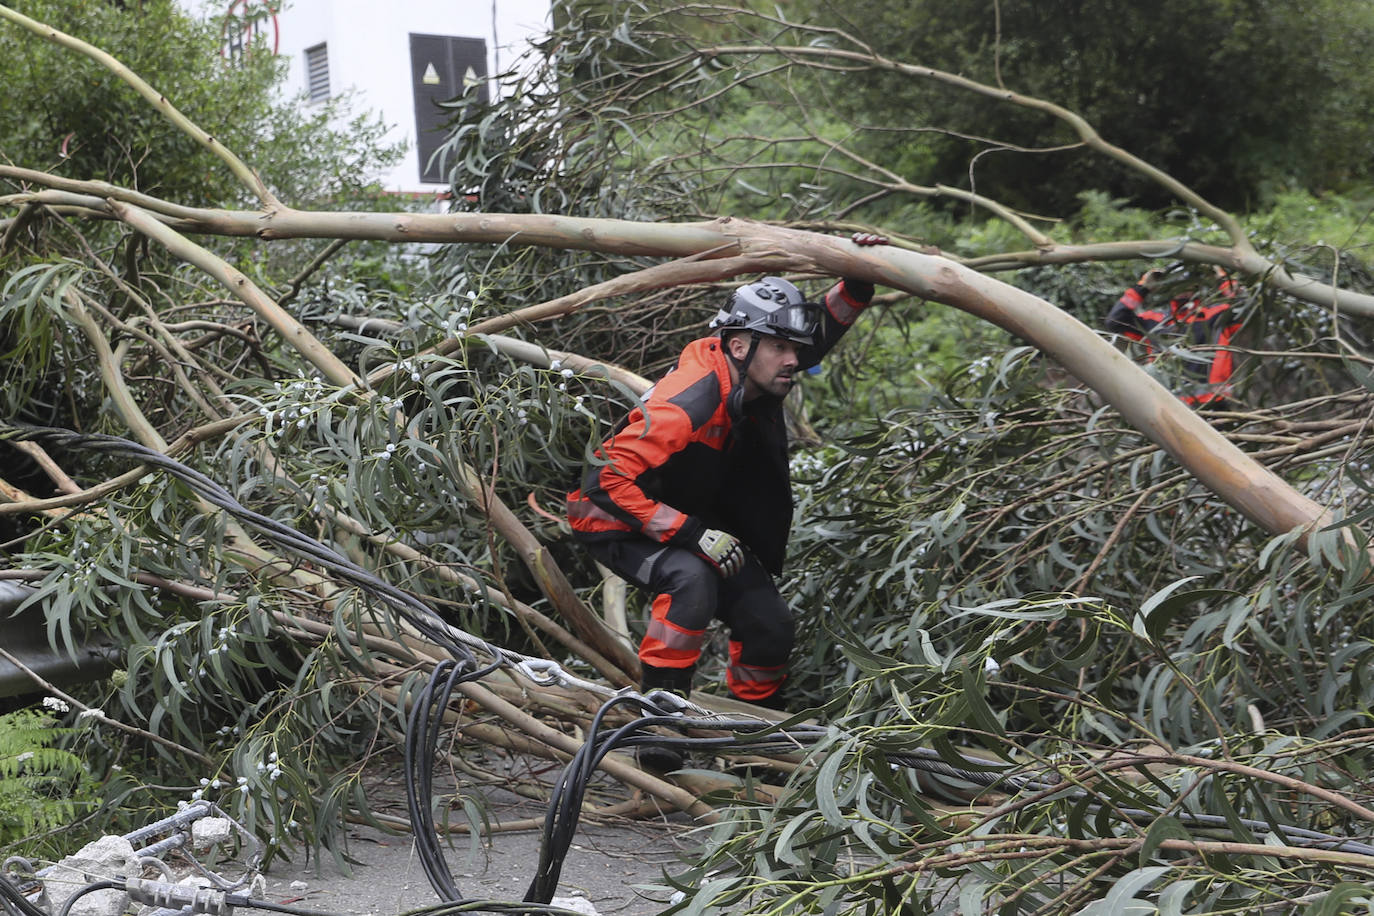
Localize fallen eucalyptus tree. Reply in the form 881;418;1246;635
1;3;1373;913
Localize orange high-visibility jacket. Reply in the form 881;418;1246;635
567;279;871;575
1105;278;1241;406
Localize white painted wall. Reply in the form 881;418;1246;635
183;0;551;194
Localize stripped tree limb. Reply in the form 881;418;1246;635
104;198;639;679
18;179;1345;562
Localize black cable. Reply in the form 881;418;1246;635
406;660;468;902
0;423;517;905
123;877;585;916
403;648;512;906
524;691;1374;904
525;692;828;904
225;896;340;916
392;900;602;916
527;696;652;903
886;747;1374;856
0;874;48;916
404;663;443;898
1108;806;1374;857
57;880;122;916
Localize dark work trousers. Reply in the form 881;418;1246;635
581;537;794;702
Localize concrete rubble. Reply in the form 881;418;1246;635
43;835;137;916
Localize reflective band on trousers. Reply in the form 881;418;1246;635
646;618;706;652
729;662;785;685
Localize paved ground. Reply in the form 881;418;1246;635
257;764;699;916
259;813;697;911
260;817;692;916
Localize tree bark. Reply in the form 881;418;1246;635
155;205;1343;545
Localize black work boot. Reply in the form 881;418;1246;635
635;664;694;773
640;663;695;698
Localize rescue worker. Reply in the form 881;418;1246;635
1105;264;1242;408
566;239;884;723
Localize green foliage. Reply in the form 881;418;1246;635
675;568;1374;911
687;346;1374;912
506;0;1374;240
0;256;623;852
1248;189;1374;263
0;260;91;425
0;708;95;852
0;0;401;208
791;0;1374;212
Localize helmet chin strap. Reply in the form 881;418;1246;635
725;331;762;420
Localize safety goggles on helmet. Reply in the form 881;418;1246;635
763;301;821;342
709;276;822;346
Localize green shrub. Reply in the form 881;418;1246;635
0;707;95;850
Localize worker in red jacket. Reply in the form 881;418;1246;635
567;248;881;719
1105;264;1242;408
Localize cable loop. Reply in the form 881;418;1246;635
640;689;696;716
514;658;563;686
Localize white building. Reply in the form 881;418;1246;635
185;0;551;194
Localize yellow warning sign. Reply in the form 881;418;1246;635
462;66;480;90
422;62;440;85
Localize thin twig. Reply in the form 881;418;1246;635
0;645;213;765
